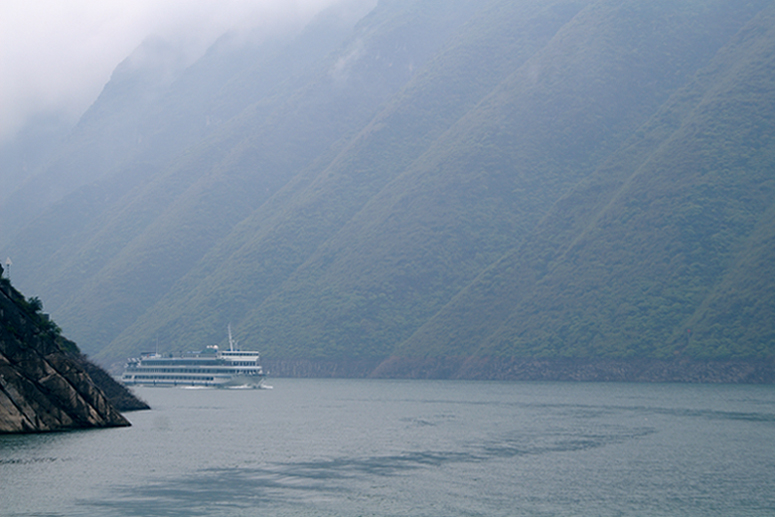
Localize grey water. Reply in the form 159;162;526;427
1;379;774;517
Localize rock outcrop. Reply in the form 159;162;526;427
1;274;144;433
75;356;149;412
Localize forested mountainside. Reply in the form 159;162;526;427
1;0;773;380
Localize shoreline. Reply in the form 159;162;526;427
259;357;775;384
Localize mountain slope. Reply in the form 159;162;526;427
1;0;773;379
395;3;775;366
0;1;376;247
8;0;485;359
241;0;772;364
102;0;594;364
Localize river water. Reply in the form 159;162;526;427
1;379;774;516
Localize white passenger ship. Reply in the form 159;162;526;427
121;328;265;388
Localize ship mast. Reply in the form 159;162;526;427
228;324;235;351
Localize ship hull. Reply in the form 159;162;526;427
121;373;264;388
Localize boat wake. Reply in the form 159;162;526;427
226;384;262;390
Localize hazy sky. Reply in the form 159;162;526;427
0;0;338;142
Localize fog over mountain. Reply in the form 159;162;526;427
2;0;773;381
1;0;342;142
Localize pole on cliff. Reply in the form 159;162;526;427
4;257;10;280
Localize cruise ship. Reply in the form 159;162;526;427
121;328;265;388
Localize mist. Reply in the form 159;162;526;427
0;0;341;142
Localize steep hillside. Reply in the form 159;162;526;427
2;0;378;316
392;2;775;369
0;0;377;247
104;0;594;364
8;0;486;360
1;0;773;381
241;0;771;364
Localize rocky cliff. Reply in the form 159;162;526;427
0;272;146;433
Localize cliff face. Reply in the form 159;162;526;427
0;275;142;433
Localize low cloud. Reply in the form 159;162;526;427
0;0;339;142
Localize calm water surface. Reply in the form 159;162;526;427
1;379;774;516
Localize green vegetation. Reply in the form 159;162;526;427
1;0;773;371
0;276;77;354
